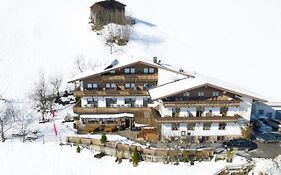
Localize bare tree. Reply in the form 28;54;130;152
74;55;87;73
30;71;52;121
50;74;63;98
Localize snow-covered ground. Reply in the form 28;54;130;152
0;142;249;175
0;0;281;100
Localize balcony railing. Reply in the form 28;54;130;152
154;115;241;123
101;74;158;81
73;89;149;97
73;106;152;114
163;100;241;107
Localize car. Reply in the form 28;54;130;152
253;120;272;133
256;132;281;143
222;138;257;151
266;119;281;131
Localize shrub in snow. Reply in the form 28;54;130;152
76;145;80;153
226;149;236;163
100;132;107;145
132;147;139;167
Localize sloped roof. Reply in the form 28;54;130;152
149;74;267;102
68;58;194;82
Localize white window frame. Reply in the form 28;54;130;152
144;68;148;74
212;91;219;97
149;68;154;73
198;91;204;97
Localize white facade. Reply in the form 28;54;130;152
252;102;281;120
161;122;242;138
160;106;240;117
81;96;150;107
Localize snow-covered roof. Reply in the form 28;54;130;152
149;74;267;102
80;113;134;119
68;58;194;82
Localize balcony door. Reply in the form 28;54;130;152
106;98;117;107
196;107;204;117
125;98;136;107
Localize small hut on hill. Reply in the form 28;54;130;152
90;0;126;29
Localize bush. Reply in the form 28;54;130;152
132;147;139;167
76;145;80;153
100;132;107;145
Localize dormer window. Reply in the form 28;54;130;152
198;91;204;97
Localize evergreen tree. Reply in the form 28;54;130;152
132;147;139;167
76;144;80;153
100;132;107;145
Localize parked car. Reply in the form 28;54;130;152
222;138;257;151
256;132;281;143
253;120;272;133
266;119;281;131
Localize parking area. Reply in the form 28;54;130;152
249;141;281;158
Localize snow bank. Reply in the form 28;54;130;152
250;155;281;175
0;142;230;175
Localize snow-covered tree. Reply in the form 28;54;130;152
0;100;17;142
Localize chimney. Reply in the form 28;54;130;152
153;57;157;63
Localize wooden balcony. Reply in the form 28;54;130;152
155;115;241;123
101;74;158;81
73;106;152;114
74;89;149;97
163;100;241;107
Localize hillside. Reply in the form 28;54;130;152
0;0;281;100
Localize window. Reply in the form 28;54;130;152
258;109;264;115
219;123;226;130
149;68;154;73
86;97;98;107
172;123;179;130
212;91;219;97
266;112;272;118
144;68;148;74
124;68;135;74
125;83;136;89
92;83;98;89
183;92;190;97
144;83;152;90
109;70;115;74
131;68;136;74
203;123;211;130
187;123;195;130
181;131;186;136
217;136;225;141
198;91;204;97
87;83;92;89
124;68;130;74
144;68;154;74
105;83;116;89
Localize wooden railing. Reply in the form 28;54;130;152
154;115;241;123
163;100;240;107
73;89;149;97
101;74;158;81
73;106;152;114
